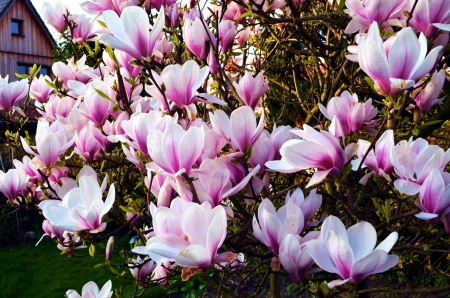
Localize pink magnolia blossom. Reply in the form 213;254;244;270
81;0;139;16
147;61;225;112
183;17;215;61
52;55;96;87
21;120;75;168
249;133;275;175
414;69;446;113
41;1;67;33
220;2;246;23
120;110;176;156
106;236;114;260
174;159;260;207
270;125;296;160
415;169;450;233
74;123;103;162
128;256;156;285
219;20;236;53
233;72;269;110
265;125;357;187
100;6;165;61
306;216;399;288
285;188;323;228
279;232;320;283
81;80;115;126
66;280;113;298
115;50;143;77
42;95;76;121
253;198;305;256
408;0;450;38
319;91;378;136
166;3;180;27
39;175;115;233
30;75;53;104
138;202;236;268
0;75;28;111
0;169;29;201
142;0;176;11
352;130;395;183
357;22;442;97
147;123;204;175
236;27;251;47
209;106;265;154
344;0;407;33
69;14;94;44
390;137;450;195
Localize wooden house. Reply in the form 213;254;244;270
0;0;55;81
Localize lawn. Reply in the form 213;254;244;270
0;237;165;298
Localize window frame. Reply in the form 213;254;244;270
11;18;24;37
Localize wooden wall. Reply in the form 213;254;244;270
0;0;54;81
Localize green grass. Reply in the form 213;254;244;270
0;237;164;298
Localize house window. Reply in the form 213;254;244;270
11;19;24;36
17;63;51;78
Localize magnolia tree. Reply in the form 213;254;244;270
1;0;450;296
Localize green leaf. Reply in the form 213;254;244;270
423;119;444;126
45;79;57;89
89;243;96;257
97;20;107;28
15;73;28;79
94;88;115;103
119;205;137;214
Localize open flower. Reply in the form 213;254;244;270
66;280;113;298
266;125;356;187
39;175;115;233
357;22;442;97
306;216;399;288
100;6;165;61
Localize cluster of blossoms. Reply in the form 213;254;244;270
1;0;450;295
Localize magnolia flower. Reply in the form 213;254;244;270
209;106;265;154
306;216;399;288
106;236;114;260
414;69;446;113
352;130;395;183
319;91;378;136
183;17;215;60
0;169;29;201
41;1;67;33
0;75;28;111
21;120;75;168
266;125;356;187
285;188;322;227
69;14;94;44
137;203;236;270
147;123;204;175
357;22;442;97
253;198;305;256
39;175;115;233
344;0;407;33
147;61;225;112
390;137;450;195
408;0;450;38
100;7;165;61
128;256;156;285
233;72;269;110
415;169;450;233
219;20;236;53
279;232;320;283
66;280;113;298
30;75;53;103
